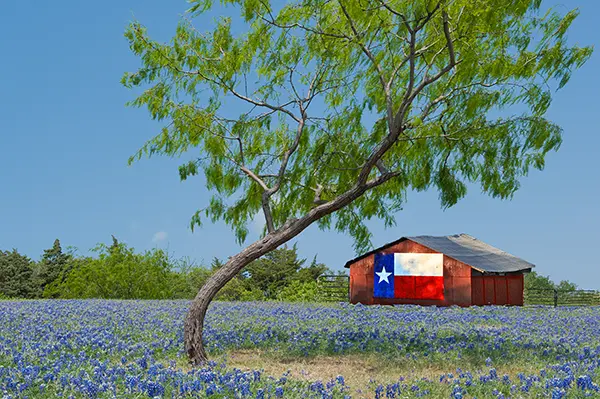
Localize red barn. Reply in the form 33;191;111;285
344;234;534;306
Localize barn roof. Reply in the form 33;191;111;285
343;233;535;273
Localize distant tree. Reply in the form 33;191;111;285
123;0;592;364
524;271;578;291
556;280;577;292
43;256;89;299
167;256;207;299
209;257;264;300
0;249;36;298
183;266;212;297
209;257;226;272
294;255;331;284
54;239;175;299
216;275;264;301
245;245;307;299
37;239;71;296
524;271;554;291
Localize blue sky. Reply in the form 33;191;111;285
0;1;598;289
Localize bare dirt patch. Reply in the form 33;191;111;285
215;350;539;396
169;350;542;398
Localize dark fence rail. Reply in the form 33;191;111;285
524;288;600;307
317;275;349;302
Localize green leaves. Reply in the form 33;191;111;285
52;242;177;300
124;0;591;254
0;249;37;299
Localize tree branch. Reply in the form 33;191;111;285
442;11;456;67
266;108;307;199
356;5;457;188
337;0;393;125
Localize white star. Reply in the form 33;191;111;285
376;266;392;284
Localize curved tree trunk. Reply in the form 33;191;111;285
184;227;297;365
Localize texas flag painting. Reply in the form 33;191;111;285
374;253;444;300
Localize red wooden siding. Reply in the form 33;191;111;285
508;274;524;306
471;276;484;306
349;255;374;305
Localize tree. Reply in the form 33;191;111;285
524;271;577;291
245;244;306;298
295;255;331;284
556;280;577;292
524;271;555;291
123;0;592;364
38;239;71;296
53;239;176;299
243;246;331;298
0;249;37;298
110;235;120;253
43;256;89;299
209;257;265;300
168;256;210;299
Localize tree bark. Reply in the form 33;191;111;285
183;221;307;365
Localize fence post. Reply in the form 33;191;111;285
553;289;558;307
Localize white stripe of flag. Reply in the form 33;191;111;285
393;253;443;276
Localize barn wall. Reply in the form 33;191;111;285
348;239;472;306
349;255;375;305
471;273;524;306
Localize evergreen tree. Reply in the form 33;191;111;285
245;245;306;299
0;249;36;298
38;239;70;295
294;255;330;284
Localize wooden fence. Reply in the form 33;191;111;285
317;275;349;302
524;288;600;307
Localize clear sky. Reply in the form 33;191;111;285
1;1;598;289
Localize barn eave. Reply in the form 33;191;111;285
343;234;535;274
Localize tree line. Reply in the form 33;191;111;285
0;236;578;300
0;237;341;301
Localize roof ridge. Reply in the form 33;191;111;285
343;234;534;272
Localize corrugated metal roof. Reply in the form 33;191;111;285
407;234;535;272
344;233;535;273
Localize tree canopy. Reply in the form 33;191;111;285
123;0;591;253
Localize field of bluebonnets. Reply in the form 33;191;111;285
1;300;599;398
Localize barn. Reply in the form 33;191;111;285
344;234;534;306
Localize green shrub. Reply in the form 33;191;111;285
276;280;319;302
51;243;177;299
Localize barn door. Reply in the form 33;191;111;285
472;273;522;306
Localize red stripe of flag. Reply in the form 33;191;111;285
394;275;415;298
394;276;444;300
